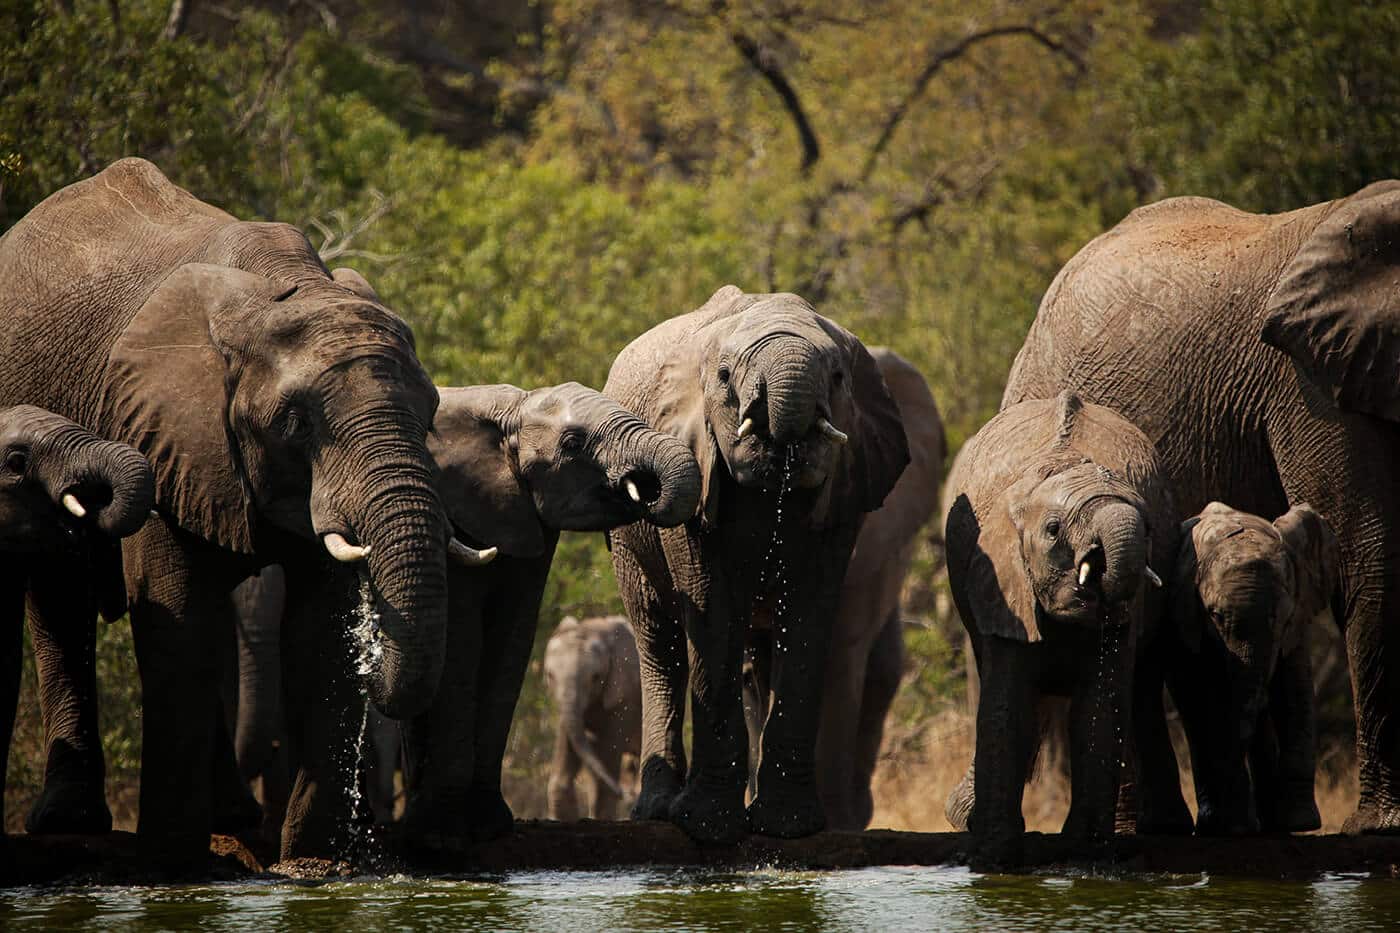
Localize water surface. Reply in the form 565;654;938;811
2;866;1397;931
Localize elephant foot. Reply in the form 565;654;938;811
212;786;264;836
945;768;975;832
1262;796;1321;834
25;781;112;835
1194;801;1260;836
464;787;516;842
632;758;684;822
1135;797;1194;836
403;786;516;849
669;781;746;844
747;790;825;839
1341;804;1400;835
969;831;1024;871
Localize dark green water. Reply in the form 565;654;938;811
2;866;1397;931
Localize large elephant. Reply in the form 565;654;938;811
1172;501;1340;834
0;159;460;850
943;392;1177;865
742;346;944;830
543;614;641;822
0;405;154;831
605;286;908;842
228;381;700;857
1002;182;1400;834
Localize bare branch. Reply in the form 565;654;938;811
860;25;1084;183
313;193;398;264
730;32;821;174
161;0;190;40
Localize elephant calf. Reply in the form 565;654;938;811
943;391;1181;865
1171;501;1340;835
543;614;641;821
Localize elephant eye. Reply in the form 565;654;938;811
1044;518;1061;538
717;364;731;384
283;406;312;442
4;447;28;473
560;429;586;454
833;370;845;388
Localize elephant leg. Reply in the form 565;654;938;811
1247;708;1281;830
1130;641;1192;834
851;610;904;830
233;567;290;846
24;558;110;835
1063;624;1133;850
364;709;400;825
210;691;263;835
1169;651;1258;835
968;639;1038;867
812;592;874;832
741;628;772;803
612;537;687;821
1264;648;1321;832
0;568;24;829
591;728;625;821
546;719;582;822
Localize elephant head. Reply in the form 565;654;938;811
0;405;154;551
965;394;1162;642
430;383;701;556
649;285;908;526
100;257;449;718
1174;502;1339;750
543;615;639;800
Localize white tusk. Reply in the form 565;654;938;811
817;417;849;445
450;537;498;566
62;493;86;519
736;417;755;440
1078;561;1092;586
1145;565;1164;588
323;532;371;563
625;479;642;503
149;509;160;520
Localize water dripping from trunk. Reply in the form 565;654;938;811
337;575;386;871
756;447;796;741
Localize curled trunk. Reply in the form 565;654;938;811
1094;500;1149;606
28;409;155;537
635;429;702;527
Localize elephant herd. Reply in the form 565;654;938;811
0;157;1395;870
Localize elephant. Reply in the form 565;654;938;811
224;380;700;858
942;391;1177;865
0;405;154;831
543;614;642;821
1172;501;1340;834
741;346;945;830
1001;181;1400;834
0;158;471;851
605;285;909;842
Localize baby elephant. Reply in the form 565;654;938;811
1172;502;1339;834
544;615;641;821
944;392;1179;865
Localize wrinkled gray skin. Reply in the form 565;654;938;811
0;406;154;833
943;392;1179;867
0;159;450;850
606;286;909;842
1173;501;1340;834
544;614;642;821
742;347;944;830
229;382;700;858
1003;183;1400;835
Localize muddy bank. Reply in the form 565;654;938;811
4;822;1400;887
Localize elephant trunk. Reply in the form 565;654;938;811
755;336;820;447
1093;500;1149;606
29;409;155;538
557;679;624;799
325;424;448;721
631;428;702;527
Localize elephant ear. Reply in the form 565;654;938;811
331;266;381;302
1171;515;1206;654
101;263;285;553
431;386;545;558
652;328;723;528
1262;181;1400;419
1275;502;1341;633
950;478;1040;643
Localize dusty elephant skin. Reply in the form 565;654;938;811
0;159;451;853
229;382;700;859
942;392;1182;868
744;347;945;831
1003;181;1400;836
605;285;909;843
1172;501;1341;835
0;406;154;834
544;614;642;821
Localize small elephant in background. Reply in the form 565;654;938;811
944;391;1181;865
544;615;641;821
1171;501;1340;835
0;405;155;832
743;346;945;830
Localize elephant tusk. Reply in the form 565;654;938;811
149;509;160;520
817;417;849;445
1145;565;1164;588
1078;560;1092;586
625;478;642;503
323;532;371;563
736;417;755;441
449;537;498;566
61;493;86;519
